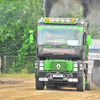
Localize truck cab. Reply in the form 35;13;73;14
30;17;91;91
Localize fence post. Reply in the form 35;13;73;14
0;57;1;74
4;55;7;74
23;58;24;69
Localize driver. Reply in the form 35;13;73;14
41;31;51;44
75;32;80;40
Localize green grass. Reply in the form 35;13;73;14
0;73;34;77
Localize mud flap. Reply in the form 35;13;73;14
85;74;92;90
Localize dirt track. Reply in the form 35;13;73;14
0;77;100;100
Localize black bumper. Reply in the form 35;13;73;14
35;70;81;83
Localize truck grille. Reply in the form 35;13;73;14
50;61;67;71
44;60;73;71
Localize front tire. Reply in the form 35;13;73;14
36;77;44;90
77;73;85;91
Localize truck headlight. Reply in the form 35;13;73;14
80;64;83;67
35;63;37;66
35;66;37;69
80;64;83;70
40;63;44;66
39;61;44;70
39;67;44;70
74;63;78;67
80;67;83;70
40;61;44;66
35;62;38;69
73;68;78;71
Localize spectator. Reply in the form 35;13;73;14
92;41;100;49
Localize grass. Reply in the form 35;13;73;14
0;73;34;77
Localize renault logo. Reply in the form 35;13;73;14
56;64;61;70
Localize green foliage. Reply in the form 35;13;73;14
24;62;35;74
89;28;100;39
21;69;28;74
5;56;37;74
17;0;44;59
0;0;44;58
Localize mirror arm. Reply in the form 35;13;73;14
83;33;87;45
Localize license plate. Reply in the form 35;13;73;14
53;74;63;77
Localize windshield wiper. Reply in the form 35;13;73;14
41;44;75;48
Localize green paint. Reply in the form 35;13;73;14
44;60;51;70
84;35;91;58
60;46;68;48
66;60;73;71
30;34;34;43
44;59;73;71
38;25;84;31
43;46;52;48
84;45;88;58
86;35;91;45
43;18;78;25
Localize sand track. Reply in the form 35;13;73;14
0;77;100;100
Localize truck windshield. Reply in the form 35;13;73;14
38;29;83;46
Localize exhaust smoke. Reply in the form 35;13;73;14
44;0;58;17
44;0;74;17
78;0;100;18
44;0;100;18
81;0;90;18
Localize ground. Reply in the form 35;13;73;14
0;77;100;100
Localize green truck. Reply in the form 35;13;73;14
30;17;91;91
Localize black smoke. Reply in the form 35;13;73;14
44;0;100;18
44;0;91;18
79;0;100;18
81;0;90;18
44;0;58;17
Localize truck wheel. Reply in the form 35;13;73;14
36;78;44;90
77;73;85;91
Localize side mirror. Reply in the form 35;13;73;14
86;35;91;45
29;30;34;43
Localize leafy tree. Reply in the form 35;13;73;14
17;0;44;59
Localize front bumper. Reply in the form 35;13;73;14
38;77;78;83
35;70;79;83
